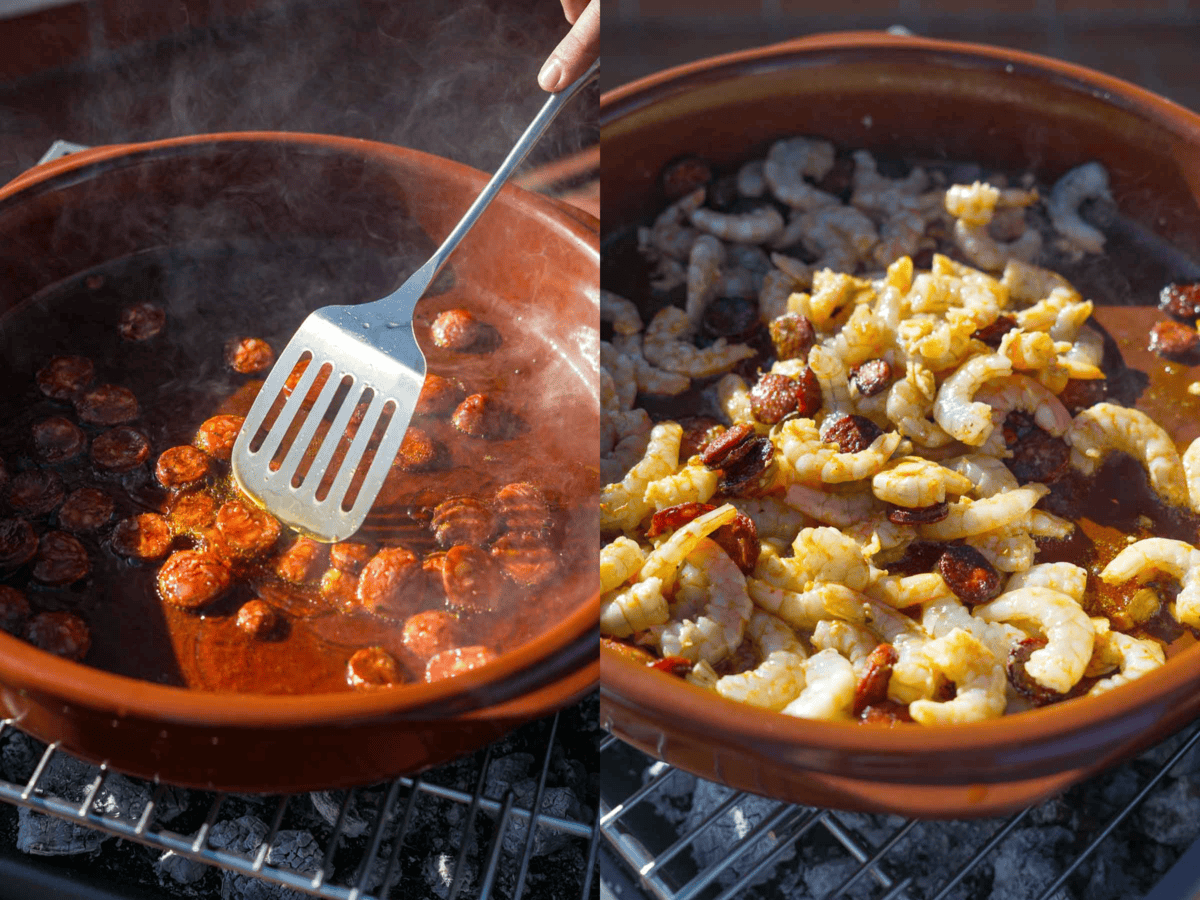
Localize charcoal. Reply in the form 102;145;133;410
501;783;582;857
156;849;209;885
1136;778;1200;847
684;778;794;887
802;856;880;900
16;807;106;856
265;829;323;877
484;753;536;798
0;730;46;784
989;826;1074;900
309;788;372;838
207;815;317;900
424;850;476;900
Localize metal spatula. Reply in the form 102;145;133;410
231;59;599;542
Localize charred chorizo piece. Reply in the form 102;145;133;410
660;155;712;201
820;414;884;453
111;513;174;560
431;497;495;548
451;393;518;440
75;384;138;426
0;518;38;570
91;426;151;472
117;302;166;342
32;530;91;585
935;545;1002;606
490;530;558;586
848;359;893;398
1159;282;1200;321
750;371;821;424
6;469;65;517
356;546;424;620
158;549;233;610
430;309;487;351
236;599;281;639
401;609;460;660
887;502;951;525
214;499;281;558
1148;320;1200;364
275;537;328;584
414;374;466;418
0;585;30;634
392;427;441;473
155;445;210;489
31;417;87;464
24;611;90;661
768;313;815;362
442;544;502;614
347;646;404;689
329;541;373;575
193;415;244;461
36;355;94;400
425;645;497;683
494;482;552;535
167;491;218;532
57;488;114;533
224;337;275;374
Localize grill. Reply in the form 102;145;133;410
600;720;1200;900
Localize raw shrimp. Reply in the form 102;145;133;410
747;577;868;630
642;187;705;260
714;609;808;710
715;373;755;426
973;586;1095;694
601;577;668;639
783;484;878;528
763;137;840;210
808;345;854;415
1015;287;1093;342
1101;537;1200;629
919;483;1049;541
953;220;1042;272
886;362;955;448
920;594;1024;663
652;539;753;664
974;373;1073;437
642;306;756;377
600;290;643;336
729;496;811;546
685;235;726;330
867;572;954;610
870;456;974;508
1000;258;1077;305
1047;161;1110;256
691;206;784;244
811;620;877;675
998;329;1059;372
1066;403;1190;509
758;268;802;324
1059;326;1105;380
908;629;1007;725
639;503;740;591
966;527;1037;573
932;352;1013;445
1004;562;1088;602
945;454;1019;498
602;427;652;487
600;536;646;593
1182;436;1200;513
736;159;767;198
776;418;902;485
781;648;856;721
1087;630;1166;696
601;422;682;533
794;205;879;272
600;343;638;411
643;463;721;510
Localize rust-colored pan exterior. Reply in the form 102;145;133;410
0;133;599;792
601;32;1200;818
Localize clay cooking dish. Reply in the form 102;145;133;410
0;132;599;791
601;32;1200;817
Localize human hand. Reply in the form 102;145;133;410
538;0;599;92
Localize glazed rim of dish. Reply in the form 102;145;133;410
0;131;600;727
600;32;1200;761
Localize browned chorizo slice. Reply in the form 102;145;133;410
117;302;166;342
494;482;551;535
319;568;359;611
750;372;820;424
214;499;281;558
0;518;38;570
75;384;139;426
819;414;884;453
329;541;373;574
401;609;460;660
155;445;210;488
451;394;518;440
711;513;760;575
768;313;815;362
347;646;404;689
224;337;275;374
425;645;498;682
275;537;328;584
887;502;951;525
414;374;465;418
0;585;30;634
36;355;95;401
356;546;424;620
32;530;90;585
1148;320;1200;364
431;497;495;548
660;155;712;201
1160;282;1200;321
392;427;441;473
57;488;114;533
852;643;899;716
848;359;893;398
1056;377;1107;414
442;544;502;614
24;611;90;661
490;531;558;586
111;513;174;560
701;296;758;343
193;415;244;461
157;549;232;610
677;416;724;462
935;545;1002;606
858;701;914;725
698;424;755;469
430;309;486;351
168;491;218;532
7;469;65;517
236;599;281;639
91;426;151;472
32;417;87;464
971;314;1017;348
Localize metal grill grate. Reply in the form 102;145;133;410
600;719;1200;900
0;699;600;900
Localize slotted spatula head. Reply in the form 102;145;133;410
231;285;427;543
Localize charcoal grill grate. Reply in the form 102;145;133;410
600;719;1200;900
0;704;600;900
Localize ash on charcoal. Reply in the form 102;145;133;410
1136;777;1200;847
308;788;372;838
683;778;795;888
424;849;476;899
1081;842;1141;900
484;753;584;856
989;825;1074;900
156;849;209;885
643;760;697;827
0;730;45;784
206;814;321;900
17;806;106;856
802;856;882;900
885;818;1001;900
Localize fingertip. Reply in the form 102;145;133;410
538;57;564;92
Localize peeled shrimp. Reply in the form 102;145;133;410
747;578;868;630
781;648;856;721
643;463;721;511
758;268;802;324
871;456;974;508
783;484;877;528
1004;562;1088;602
776;417;902;486
685;235;725;330
640;503;740;591
973;586;1095;694
918;483;1049;541
1066;403;1190;509
729;496;811;548
642;187;705;260
1047;161;1110;255
691;205;784;244
932;352;1013;445
736;159;767;198
600;536;645;594
945;453;1020;498
763;137;840;210
966;527;1037;574
1001;258;1078;305
1101;537;1200;629
600;290;643;336
601;422;681;532
715;610;808;710
652;539;753;665
1182;436;1200;513
811;620;877;675
974;373;1073;437
908;629;1007;725
601;576;668;638
715;373;755;426
1087;630;1166;697
886;362;955;448
642;306;756;377
795;205;879;273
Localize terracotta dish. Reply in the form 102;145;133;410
0;133;598;791
600;32;1200;817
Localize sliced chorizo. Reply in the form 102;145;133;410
91;426;151;472
490;531;558;586
425;645;498;682
0;585;30;635
32;530;90;585
111;513;174;560
319;568;359;611
117;302;166;342
392;427;441;472
451;394;518;440
819;414;884;454
414;374;466;418
430;309;486;351
157;549;232;610
431;496;495;548
1148;320;1200;364
935;545;1002;606
75;384;138;426
442;544;502;614
224;337;275;374
887;502;950;525
155;445;210;488
57;488;114;533
23;611;90;661
495;482;551;535
274;537;328;584
36;355;94;401
193;415;244;461
214;499;281;558
329;541;373;575
401;609;460;660
6;469;65;517
0;518;38;570
852;643;899;716
347;646;404;689
848;359;893;397
167;491;218;533
356;546;424;620
32;417;87;463
235;599;281;639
